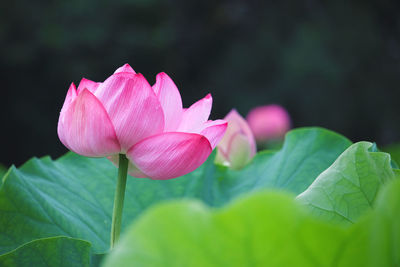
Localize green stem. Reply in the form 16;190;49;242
110;154;128;249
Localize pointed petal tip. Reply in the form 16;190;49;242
67;83;77;97
133;73;155;91
60;83;78;114
156;72;168;79
154;72;172;86
153;72;175;90
152;72;183;131
114;64;136;74
69;82;76;90
226;109;241;119
77;78;100;94
177;93;214;133
79;77;91;84
135;73;145;79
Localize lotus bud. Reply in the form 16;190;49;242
246;105;291;142
216;109;256;170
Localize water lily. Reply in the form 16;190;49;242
57;64;227;247
58;64;227;180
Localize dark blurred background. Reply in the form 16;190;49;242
1;0;400;167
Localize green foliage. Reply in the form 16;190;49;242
219;127;352;203
103;179;400;267
0;164;7;181
0;128;349;256
0;237;91;267
297;142;398;224
333;178;400;266
0;127;398;266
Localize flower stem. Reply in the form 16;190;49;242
110;154;128;249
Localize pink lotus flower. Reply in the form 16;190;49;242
246;105;291;142
58;64;227;179
216;109;256;170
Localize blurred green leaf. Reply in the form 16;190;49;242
335;178;400;266
297;142;397;224
0;164;7;180
103;192;346;267
103;179;400;267
383;143;400;167
0;237;91;267
0;127;350;259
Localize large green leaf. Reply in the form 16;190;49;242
102;192;345;267
336;178;400;266
103;179;400;267
0;237;91;267
216;127;352;205
0;128;351;259
0;151;218;255
297;141;397;224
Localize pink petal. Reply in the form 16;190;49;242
152;72;183;131
57;89;121;157
178;94;212;133
114;63;136;74
60;83;77;114
94;72;165;152
77;78;100;94
127;132;212;180
58;83;77;148
107;155;147;178
221;109;256;155
200;120;228;149
226;132;254;169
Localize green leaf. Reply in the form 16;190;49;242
102;192;346;267
336;178;400;266
217;127;352;204
0;164;7;181
369;142;399;169
0;128;351;257
297;142;397;224
383;143;400;168
102;179;400;267
0;236;91;267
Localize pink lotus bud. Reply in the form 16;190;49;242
58;64;227;179
246;105;291;142
216;109;256;170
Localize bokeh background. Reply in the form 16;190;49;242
1;0;400;167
